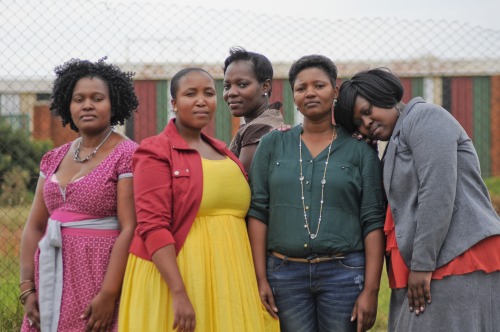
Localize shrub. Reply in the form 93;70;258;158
0;166;31;205
0;120;52;204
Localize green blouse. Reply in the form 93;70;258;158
248;125;385;258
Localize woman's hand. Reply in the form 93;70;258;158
407;270;432;315
270;124;292;132
351;288;378;332
172;290;196;332
82;291;117;332
352;131;378;149
23;292;40;330
257;278;279;319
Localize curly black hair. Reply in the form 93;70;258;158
50;57;139;132
288;54;338;90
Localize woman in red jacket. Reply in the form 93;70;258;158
118;67;279;331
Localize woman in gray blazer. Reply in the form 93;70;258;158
334;68;500;332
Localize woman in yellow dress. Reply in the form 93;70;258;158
118;67;280;331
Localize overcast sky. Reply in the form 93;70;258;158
115;0;500;30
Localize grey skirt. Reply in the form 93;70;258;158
389;271;500;332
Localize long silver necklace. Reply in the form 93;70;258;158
73;128;113;163
299;126;337;240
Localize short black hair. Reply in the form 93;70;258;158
50;57;138;132
170;67;214;99
334;68;404;132
288;54;338;89
223;46;274;95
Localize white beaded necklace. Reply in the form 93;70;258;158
299;126;337;240
73;128;113;163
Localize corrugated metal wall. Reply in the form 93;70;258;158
133;80;157;143
491;76;500;176
156;80;169;134
400;78;413;103
451;77;474;137
214;80;232;144
124;76;500;177
473;77;491;177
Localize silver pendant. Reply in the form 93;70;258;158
310;234;317;239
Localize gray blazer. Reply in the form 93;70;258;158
384;97;500;271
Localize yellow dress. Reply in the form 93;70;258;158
119;157;279;331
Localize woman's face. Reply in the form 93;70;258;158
352;95;399;141
293;67;337;121
70;76;112;133
223;60;268;118
172;71;217;131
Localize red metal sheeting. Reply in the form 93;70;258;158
134;80;157;143
450;77;473;138
400;78;413;103
491;76;500;176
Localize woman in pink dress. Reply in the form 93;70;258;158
18;58;139;332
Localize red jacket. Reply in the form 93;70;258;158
129;119;247;260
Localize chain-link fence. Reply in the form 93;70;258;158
1;0;499;330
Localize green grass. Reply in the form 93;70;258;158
484;177;500;214
0;280;24;332
484;177;500;196
0;204;29;331
373;273;390;331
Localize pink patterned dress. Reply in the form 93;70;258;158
21;139;137;332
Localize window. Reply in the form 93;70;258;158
0;94;21;115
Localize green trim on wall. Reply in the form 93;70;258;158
156;80;169;133
411;77;424;98
473;77;491;177
215;80;232;144
283;80;295;125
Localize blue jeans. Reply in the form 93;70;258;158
267;251;365;332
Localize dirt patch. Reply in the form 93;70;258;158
0;226;22;257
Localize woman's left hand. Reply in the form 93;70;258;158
270;124;292;132
352;131;378;149
407;270;432;315
81;291;117;332
351;289;378;332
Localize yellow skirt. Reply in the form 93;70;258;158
118;215;280;331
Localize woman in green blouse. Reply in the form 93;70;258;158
247;55;386;332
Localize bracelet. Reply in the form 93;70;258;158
20;290;36;305
19;287;36;298
19;280;34;287
20;289;36;305
19;288;36;304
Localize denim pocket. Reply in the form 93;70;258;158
266;254;285;271
337;251;365;269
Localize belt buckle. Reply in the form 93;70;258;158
306;254;320;263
